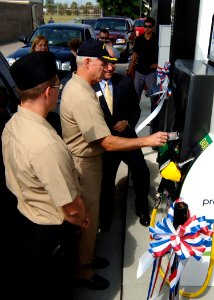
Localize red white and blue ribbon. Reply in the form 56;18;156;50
135;62;171;134
137;198;213;299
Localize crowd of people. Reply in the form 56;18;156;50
1;17;168;296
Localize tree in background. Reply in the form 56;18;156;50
70;1;78;15
85;1;93;9
97;0;148;19
45;0;149;19
46;0;55;14
58;3;68;15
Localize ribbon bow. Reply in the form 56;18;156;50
137;199;213;299
150;213;211;261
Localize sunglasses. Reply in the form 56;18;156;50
144;25;153;28
99;37;111;43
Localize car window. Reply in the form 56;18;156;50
0;52;19;113
29;28;83;46
94;19;127;31
83;19;97;28
134;19;145;27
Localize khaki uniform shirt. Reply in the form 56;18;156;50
60;73;111;157
2;106;79;225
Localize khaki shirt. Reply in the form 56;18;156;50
60;73;111;157
2;106;79;225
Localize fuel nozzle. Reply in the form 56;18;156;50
173;201;189;229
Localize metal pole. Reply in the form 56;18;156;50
140;0;142;17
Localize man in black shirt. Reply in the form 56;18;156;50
128;17;158;100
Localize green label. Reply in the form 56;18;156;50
199;134;213;151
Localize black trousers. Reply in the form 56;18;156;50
3;211;78;299
99;149;150;231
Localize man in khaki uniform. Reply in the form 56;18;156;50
2;52;89;298
60;39;168;290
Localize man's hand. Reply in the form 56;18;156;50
113;120;128;132
127;68;135;80
151;63;158;69
146;131;168;147
127;52;138;80
62;195;90;231
100;131;168;152
80;215;90;231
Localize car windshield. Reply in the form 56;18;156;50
83;19;97;28
134;20;145;27
94;19;127;31
29;28;83;47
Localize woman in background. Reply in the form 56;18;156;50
31;35;49;52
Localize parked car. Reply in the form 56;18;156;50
6;23;96;80
81;19;97;28
134;18;146;36
0;51;19;114
73;18;97;28
94;16;135;62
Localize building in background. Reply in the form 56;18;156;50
0;0;43;43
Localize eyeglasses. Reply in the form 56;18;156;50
50;84;63;91
144;25;153;28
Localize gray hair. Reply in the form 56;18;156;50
76;56;97;66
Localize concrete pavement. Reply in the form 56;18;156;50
0;41;23;57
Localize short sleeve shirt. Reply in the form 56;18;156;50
2;106;79;225
60;73;111;157
134;33;158;74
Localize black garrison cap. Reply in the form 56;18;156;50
10;51;57;90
